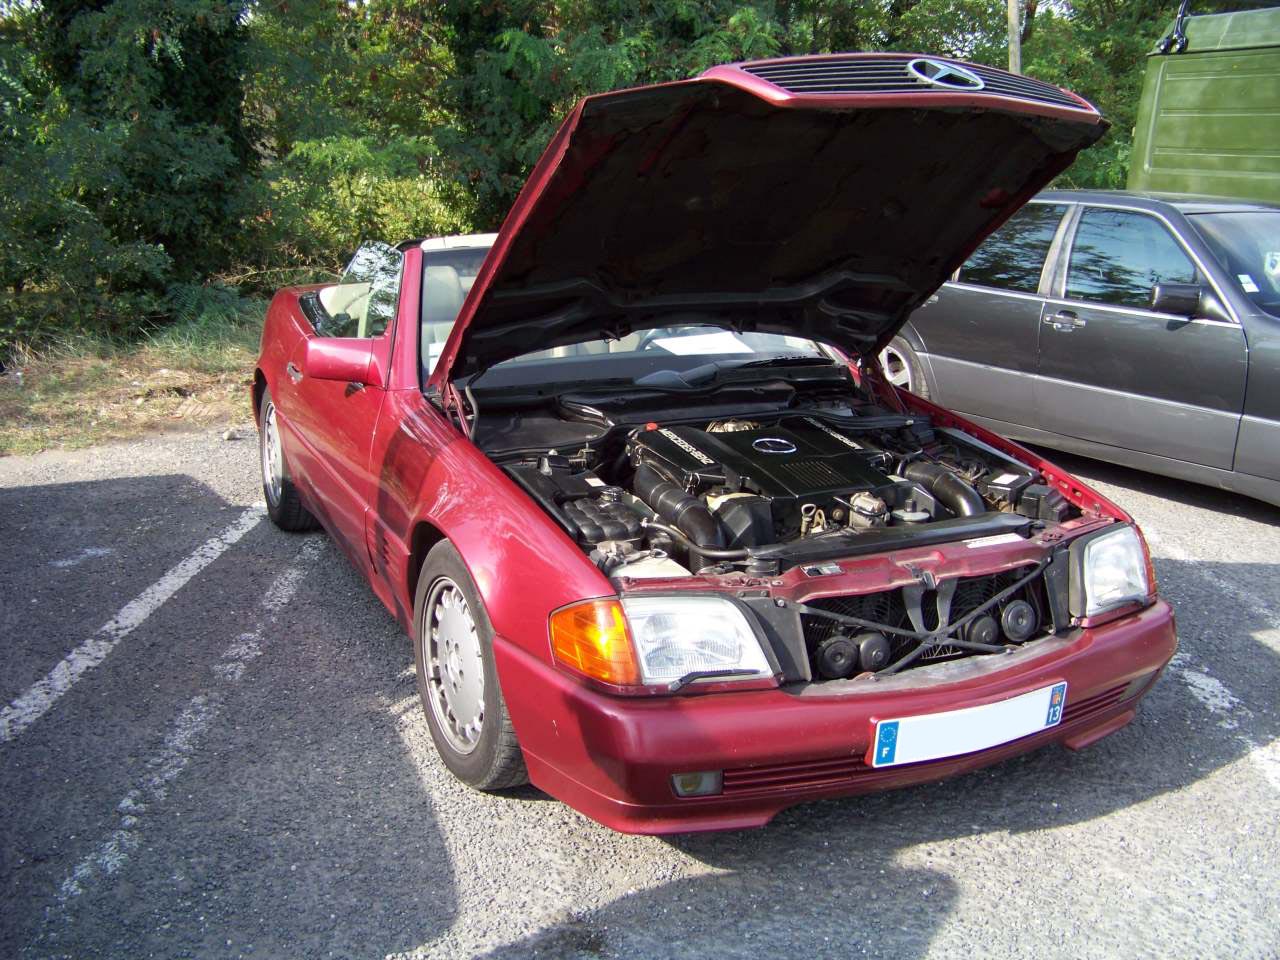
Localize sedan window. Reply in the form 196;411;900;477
958;203;1066;293
1187;210;1280;319
1065;209;1196;310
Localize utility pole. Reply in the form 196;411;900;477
1007;0;1022;73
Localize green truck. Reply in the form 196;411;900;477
1129;4;1280;203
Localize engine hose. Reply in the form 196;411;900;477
641;521;750;560
902;461;986;518
633;465;728;550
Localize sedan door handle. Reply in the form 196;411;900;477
1043;311;1086;332
286;361;303;383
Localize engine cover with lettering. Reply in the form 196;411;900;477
628;418;894;501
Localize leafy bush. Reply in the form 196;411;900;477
0;0;1184;364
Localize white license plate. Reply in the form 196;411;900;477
869;681;1068;768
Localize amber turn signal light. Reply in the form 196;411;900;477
550;599;641;686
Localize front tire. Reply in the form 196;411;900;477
413;541;528;790
258;387;319;532
879;336;930;398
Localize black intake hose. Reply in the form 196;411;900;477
903;461;986;518
633;465;727;550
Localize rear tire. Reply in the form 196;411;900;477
258;388;320;532
413;541;528;791
879;336;930;398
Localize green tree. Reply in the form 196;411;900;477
243;0;465;271
39;0;256;279
0;0;1186;355
1;0;260;348
1022;0;1180;188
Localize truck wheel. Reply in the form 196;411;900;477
258;388;320;532
413;541;528;791
879;336;930;398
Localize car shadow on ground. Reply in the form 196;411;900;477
1027;445;1280;525
0;477;459;960
473;556;1280;959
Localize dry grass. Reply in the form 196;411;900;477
0;312;263;456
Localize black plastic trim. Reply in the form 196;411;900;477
747;513;1032;570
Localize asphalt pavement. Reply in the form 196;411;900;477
1;427;1277;959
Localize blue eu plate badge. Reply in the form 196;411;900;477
874;721;900;766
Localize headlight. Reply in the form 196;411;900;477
1073;524;1150;616
620;595;773;686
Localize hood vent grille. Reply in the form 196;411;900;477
742;56;1084;111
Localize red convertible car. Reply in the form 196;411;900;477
254;53;1177;833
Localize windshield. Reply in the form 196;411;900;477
420;249;828;384
499;326;825;367
1187;210;1280;319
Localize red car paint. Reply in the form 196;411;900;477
254;54;1175;833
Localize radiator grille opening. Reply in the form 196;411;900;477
742;56;1085;111
801;567;1045;672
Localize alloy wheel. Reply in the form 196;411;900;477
261;400;284;507
422;578;485;755
878;343;914;389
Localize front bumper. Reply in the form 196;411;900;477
496;599;1177;834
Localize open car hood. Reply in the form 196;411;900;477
431;53;1106;382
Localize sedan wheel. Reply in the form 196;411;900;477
878;336;929;397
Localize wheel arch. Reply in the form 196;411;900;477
397;442;615;656
885;320;940;399
252;368;268;425
893;318;928;354
406;518;448;612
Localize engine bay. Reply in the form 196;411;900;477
499;406;1075;574
480;379;1082;682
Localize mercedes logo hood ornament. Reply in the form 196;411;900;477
907;58;985;91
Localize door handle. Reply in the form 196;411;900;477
1043;311;1087;332
286;361;303;383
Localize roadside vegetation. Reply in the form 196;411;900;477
0;291;266;454
0;0;1201;452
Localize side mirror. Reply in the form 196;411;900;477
304;337;375;385
1150;282;1202;317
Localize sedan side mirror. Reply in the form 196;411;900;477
1150;282;1202;318
304;337;375;386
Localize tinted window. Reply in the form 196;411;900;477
314;241;403;338
959;204;1066;292
1066;209;1196;309
1187;210;1280;319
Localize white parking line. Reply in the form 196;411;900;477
0;506;265;744
1172;654;1280;793
1141;529;1280;790
1144;529;1280;629
57;537;324;902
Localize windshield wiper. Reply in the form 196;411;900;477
731;355;837;369
627;355;840;392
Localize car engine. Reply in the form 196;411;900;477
501;410;1074;579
